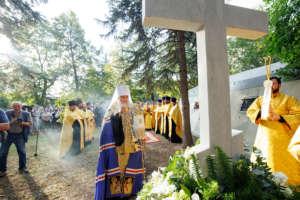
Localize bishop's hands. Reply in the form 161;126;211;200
269;105;280;121
120;106;128;114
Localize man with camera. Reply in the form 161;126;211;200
0;102;32;177
0;108;9;147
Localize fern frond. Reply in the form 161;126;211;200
224;192;235;200
206;155;217;181
215;146;233;191
191;154;203;181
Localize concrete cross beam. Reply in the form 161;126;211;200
142;0;268;159
143;0;268;39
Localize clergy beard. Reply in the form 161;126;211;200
272;88;279;94
120;103;129;108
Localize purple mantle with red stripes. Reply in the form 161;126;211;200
95;119;145;200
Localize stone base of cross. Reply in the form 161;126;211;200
143;0;268;161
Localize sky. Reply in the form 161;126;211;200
35;0;112;52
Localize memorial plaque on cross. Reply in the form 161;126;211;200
142;0;268;158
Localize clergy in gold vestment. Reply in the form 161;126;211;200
151;102;156;129
162;96;172;138
86;106;96;142
247;77;300;186
59;101;84;158
143;102;152;130
159;97;166;135
76;103;89;145
168;97;183;143
155;99;163;134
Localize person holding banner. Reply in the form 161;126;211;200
247;76;300;186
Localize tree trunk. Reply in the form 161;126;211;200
41;78;48;106
33;81;40;105
72;63;79;91
70;45;79;91
175;30;194;147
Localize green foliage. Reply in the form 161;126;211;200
52;11;94;91
207;147;297;200
0;11;110;105
138;146;300;200
0;0;47;39
227;37;279;74
0;94;10;109
206;155;217;181
99;0;197;100
11;22;62;106
163;149;220;199
215;146;234;191
224;193;235;200
263;0;300;80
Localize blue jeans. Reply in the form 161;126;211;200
0;134;26;171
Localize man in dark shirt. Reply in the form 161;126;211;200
0;109;9;145
0;102;32;177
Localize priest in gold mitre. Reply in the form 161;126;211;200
143;102;152;130
168;97;183;143
155;99;163;134
59;100;84;158
162;96;172;139
247;76;300;186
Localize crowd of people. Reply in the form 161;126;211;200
22;103;105;134
0;100;106;177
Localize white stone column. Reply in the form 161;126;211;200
197;0;232;155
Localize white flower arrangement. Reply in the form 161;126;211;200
183;146;200;159
191;193;200;200
137;149;194;200
137;169;180;200
272;172;288;185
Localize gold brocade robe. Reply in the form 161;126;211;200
86;109;96;141
77;109;89;143
151;105;156;129
288;126;300;162
59;108;84;158
115;106;145;175
162;103;172;135
247;92;300;186
168;104;183;139
143;106;152;130
155;105;163;133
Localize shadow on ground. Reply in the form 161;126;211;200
0;129;184;199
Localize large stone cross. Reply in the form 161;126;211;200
142;0;268;159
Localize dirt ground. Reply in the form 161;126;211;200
0;129;184;200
